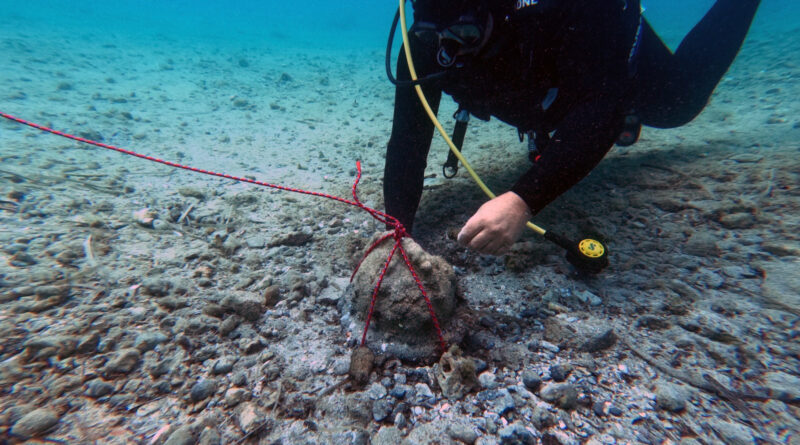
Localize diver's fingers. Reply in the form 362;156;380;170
457;218;481;246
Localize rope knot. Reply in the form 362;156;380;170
391;222;408;241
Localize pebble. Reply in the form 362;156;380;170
372;398;393;422
580;329;618;353
103;348;141;375
499;422;536;444
708;419;756;445
539;383;578;410
212;358;235;375
413;383;435;404
575;290;602;306
163;424;197;445
549;364;572;382
236;402;267;435
85;379;115;398
219;315;241;337
367;382;388;400
592;401;607;417
141;277;172;297
190;379;217;402
763;371;800;403
9;408;59;439
134;332;168;352
373;426;404;445
447;423;479;445
198;426;221;445
221;294;265;322
479;371;499;389
389;385;409;400
477;389;515;415
522;371;542;392
654;382;688;412
224;388;249;408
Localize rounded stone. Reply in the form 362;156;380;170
522;371;542;392
10;408;59;439
190;379;217;402
539;383;578;410
342;233;463;362
85;379;115;398
655;382;688;412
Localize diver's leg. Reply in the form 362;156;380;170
384;44;442;233
636;0;761;128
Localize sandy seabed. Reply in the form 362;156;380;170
1;11;799;445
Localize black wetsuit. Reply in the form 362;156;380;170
384;0;760;232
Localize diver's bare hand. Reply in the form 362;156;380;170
457;191;531;255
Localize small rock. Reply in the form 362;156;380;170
85;379;115;398
202;303;226;318
522;371;541;392
221;295;265;322
580;328;618;353
574;290;602;306
372;398;393;422
149;358;174;378
530;404;554;429
164;424;198;445
190;379;217;402
198;426;221;445
436;345;479;399
367;382;388;400
719;212;756;229
9;408;59;439
655;382;688;412
477;389;515;415
212;358;235;375
134;332;168;352
413;383;435;405
539;383;578;410
447;423;479;445
499;422;536;444
684;232;720;257
389;385;409;399
592;401;607;417
263;285;281;307
219;315;241;337
709;419;756;445
549;364;572;382
479;371;498;389
763;371;800;403
373;426;403;445
103;348;141;375
348;346;374;386
236;402;267;435
225;388;249;407
141;277;172;297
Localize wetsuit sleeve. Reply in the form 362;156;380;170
383;42;442;231
510;96;624;214
511;0;636;215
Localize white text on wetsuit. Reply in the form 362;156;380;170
516;0;539;10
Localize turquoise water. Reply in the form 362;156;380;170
2;1;797;51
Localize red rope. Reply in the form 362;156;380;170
0;110;446;353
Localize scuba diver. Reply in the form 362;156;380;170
383;0;761;255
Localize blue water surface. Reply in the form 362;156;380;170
1;0;797;52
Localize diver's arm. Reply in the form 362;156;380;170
510;95;623;215
384;43;442;232
509;0;634;216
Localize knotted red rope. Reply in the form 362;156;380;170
0;110;446;353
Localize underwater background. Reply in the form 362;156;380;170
1;1;799;444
